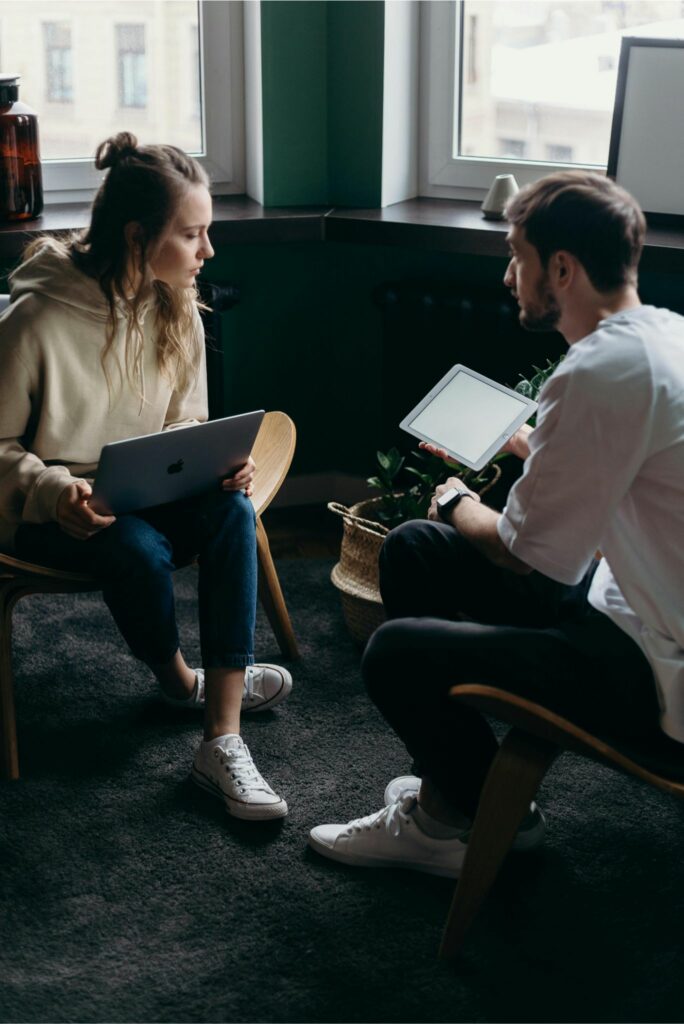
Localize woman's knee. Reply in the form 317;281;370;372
208;490;256;538
95;516;174;579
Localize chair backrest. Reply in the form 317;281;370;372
250;411;296;518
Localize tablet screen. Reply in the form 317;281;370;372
407;370;529;464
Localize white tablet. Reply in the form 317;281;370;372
399;364;537;471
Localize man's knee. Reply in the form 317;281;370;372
380;518;443;579
362;618;418;708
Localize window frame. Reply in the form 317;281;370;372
43;0;244;202
419;0;599;200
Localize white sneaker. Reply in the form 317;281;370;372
308;794;468;878
242;664;293;713
161;664;292;713
383;775;546;853
192;734;288;820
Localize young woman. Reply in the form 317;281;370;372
0;132;292;821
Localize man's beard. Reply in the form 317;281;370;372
518;278;561;333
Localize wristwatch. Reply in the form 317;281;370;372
436;486;474;521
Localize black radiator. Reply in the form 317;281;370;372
197;281;240;420
374;280;566;453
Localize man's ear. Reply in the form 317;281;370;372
551;250;574;289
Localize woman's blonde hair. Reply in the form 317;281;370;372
25;131;209;396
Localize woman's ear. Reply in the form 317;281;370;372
123;221;143;266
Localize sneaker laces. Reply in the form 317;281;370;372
346;794;417;838
215;742;274;796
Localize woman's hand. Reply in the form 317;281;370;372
222;456;256;498
56;481;116;540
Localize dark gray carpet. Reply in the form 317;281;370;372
1;558;683;1024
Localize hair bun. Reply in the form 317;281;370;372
95;132;139;171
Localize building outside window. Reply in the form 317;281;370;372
424;0;684;195
117;23;147;109
546;143;574;163
498;137;527;158
0;2;242;198
190;22;200;119
44;21;73;104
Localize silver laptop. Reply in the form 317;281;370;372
89;410;265;515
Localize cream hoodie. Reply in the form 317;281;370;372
0;243;207;550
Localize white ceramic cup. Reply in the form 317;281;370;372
481;173;520;220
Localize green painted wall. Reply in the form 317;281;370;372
260;0;384;208
327;2;384;207
260;2;328;206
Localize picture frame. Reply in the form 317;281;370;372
607;36;684;222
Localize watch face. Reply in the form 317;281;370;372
437;487;460;508
437;487;464;520
440;485;462;505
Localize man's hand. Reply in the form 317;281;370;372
500;423;533;460
56;482;116;540
222;456;256;498
418;440;457;464
420;423;534;465
428;476;481;522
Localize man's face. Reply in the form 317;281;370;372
503;225;561;332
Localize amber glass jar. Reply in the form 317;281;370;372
0;74;43;221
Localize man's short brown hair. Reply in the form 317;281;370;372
505;171;646;292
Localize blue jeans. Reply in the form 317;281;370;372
14;489;257;669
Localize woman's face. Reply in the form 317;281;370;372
149;184;214;288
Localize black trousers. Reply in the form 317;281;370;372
361;519;660;818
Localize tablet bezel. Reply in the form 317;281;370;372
399;364;538;472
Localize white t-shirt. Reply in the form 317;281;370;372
497;306;684;742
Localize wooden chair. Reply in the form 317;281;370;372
0;410;299;781
439;684;684;961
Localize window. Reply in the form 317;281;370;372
44;22;73;104
117;24;147;109
190;23;201;120
466;14;478;84
421;0;684;197
0;0;244;199
498;138;527;159
546;143;574;163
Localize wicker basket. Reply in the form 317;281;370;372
328;498;388;646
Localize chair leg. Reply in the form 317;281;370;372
256;518;300;660
0;580;20;781
439;728;559;961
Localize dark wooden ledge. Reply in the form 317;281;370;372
2;195;684;272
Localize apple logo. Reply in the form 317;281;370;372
167;459;184;475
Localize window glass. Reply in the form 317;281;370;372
117;24;147;109
0;0;202;161
460;0;684;167
44;22;73;104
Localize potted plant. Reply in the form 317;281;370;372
329;357;562;644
